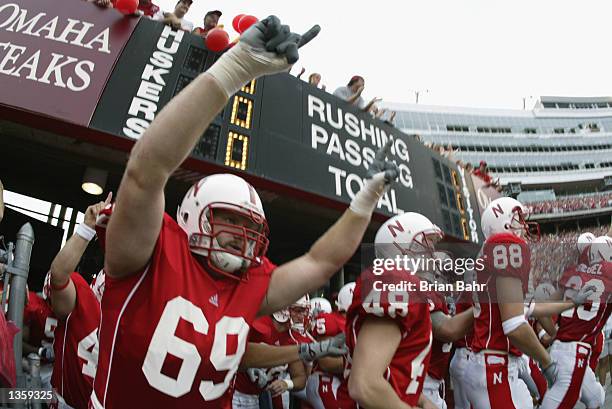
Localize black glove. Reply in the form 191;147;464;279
241;16;320;66
246;367;269;389
298;333;347;362
366;140;400;184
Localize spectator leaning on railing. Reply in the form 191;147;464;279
193;10;222;38
333;75;380;113
308;73;326;91
153;0;193;32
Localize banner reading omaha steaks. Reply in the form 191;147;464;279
0;0;139;125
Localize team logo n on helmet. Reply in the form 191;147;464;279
481;197;539;241
589;236;612;263
90;270;106;303
374;212;443;260
336;282;356;312
577;232;596;253
177;174;270;280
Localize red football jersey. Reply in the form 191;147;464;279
312;312;346;339
92;214;275;409
346;268;432;407
52;273;101;409
556;260;612;345
425;292;452;381
25;292;57;349
234;316;287;396
471;233;531;356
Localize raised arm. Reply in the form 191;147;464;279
240;333;346;369
260;142;398;315
50;195;110;319
105;17;320;278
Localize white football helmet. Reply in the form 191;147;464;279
272;309;290;323
589;236;612;263
310;297;332;317
374;212;443;260
289;295;310;332
177;174;269;280
480;197;539;240
90;270;106;303
577;232;596;253
272;295;311;330
336;282;356;313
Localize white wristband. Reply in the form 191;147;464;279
538;329;547;340
284;379;294;391
502;314;528;335
75;223;96;242
349;173;387;217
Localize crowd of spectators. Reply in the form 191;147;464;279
88;0;223;39
530;225;610;286
84;0;528;185
527;192;612;215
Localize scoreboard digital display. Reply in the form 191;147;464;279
91;19;486;242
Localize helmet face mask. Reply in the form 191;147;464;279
508;206;540;242
482;198;539;242
177;174;270;281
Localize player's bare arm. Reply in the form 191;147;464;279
106;16;320;278
348;317;418;409
431;308;474;343
497;276;552;368
49;194;111;319
527;284;595;321
316;356;344;374
240;333;346;369
260;142;399;315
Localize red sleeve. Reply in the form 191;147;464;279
483;233;531;280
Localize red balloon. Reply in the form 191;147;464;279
205;28;230;52
237;15;258;33
115;0;138;15
232;14;245;32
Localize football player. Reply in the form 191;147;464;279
540;235;612;409
374;216;474;409
303;283;356;409
464;197;557;409
233;307;307;409
44;196;110;409
93;16;399;409
347;212;454;409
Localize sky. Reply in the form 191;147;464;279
157;0;612;109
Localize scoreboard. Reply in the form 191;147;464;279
90;19;488;243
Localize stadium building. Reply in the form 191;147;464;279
385;97;612;232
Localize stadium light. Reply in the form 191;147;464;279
81;167;107;196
